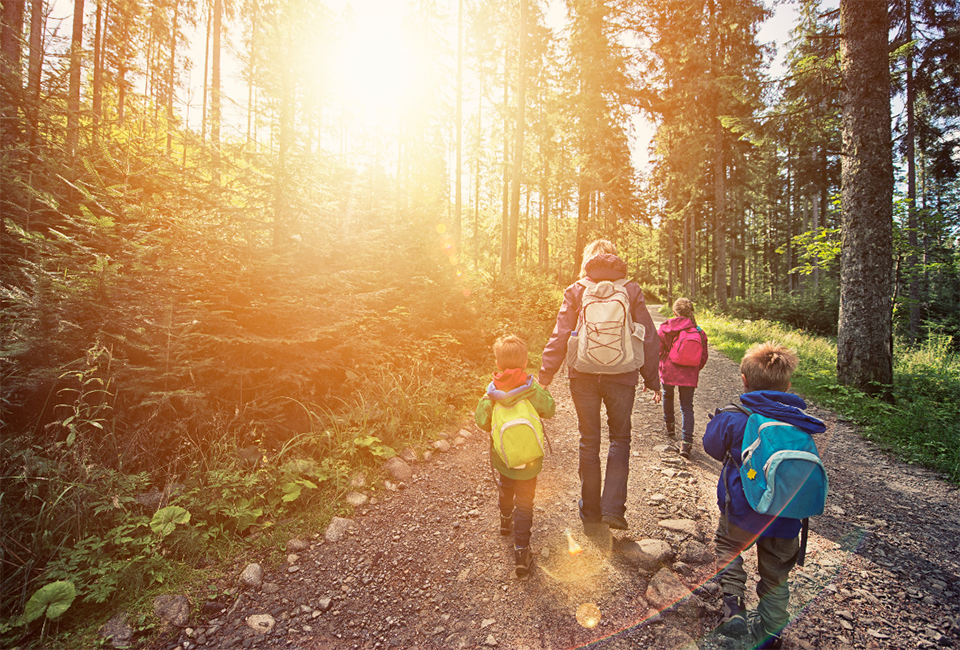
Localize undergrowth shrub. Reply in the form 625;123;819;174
721;292;840;337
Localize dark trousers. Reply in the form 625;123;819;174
714;515;800;636
498;473;537;548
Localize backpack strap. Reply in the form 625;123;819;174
797;518;809;567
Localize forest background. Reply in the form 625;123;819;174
0;0;957;644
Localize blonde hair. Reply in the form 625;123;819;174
673;297;695;319
493;335;528;370
579;239;618;278
740;341;799;392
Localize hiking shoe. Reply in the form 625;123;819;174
750;617;784;649
718;595;748;637
679;441;692;459
601;514;629;530
499;513;513;536
514;546;532;577
665;422;676;437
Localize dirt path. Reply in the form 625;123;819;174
155;307;960;650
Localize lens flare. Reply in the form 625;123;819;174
565;530;583;556
436;223;446;233
576;602;601;628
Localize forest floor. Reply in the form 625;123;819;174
147;307;960;650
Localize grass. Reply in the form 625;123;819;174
695;309;960;484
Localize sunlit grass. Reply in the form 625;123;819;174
696;310;960;484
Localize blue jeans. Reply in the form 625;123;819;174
569;377;636;522
662;384;696;443
498;474;537;548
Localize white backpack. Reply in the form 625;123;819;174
565;278;645;374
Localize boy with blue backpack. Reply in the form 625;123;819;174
475;335;556;577
704;342;827;649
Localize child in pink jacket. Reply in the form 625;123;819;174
658;298;708;458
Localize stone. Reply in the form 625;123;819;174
246;614;276;635
485;634;498;646
239;564;263;588
645;568;696;613
99;612;133;648
262;583;280;594
457;429;472;438
621;539;674;571
153;595;190;627
660;625;700;650
383;456;413;481
659;519;699;537
349;472;367;488
399;448;418;463
286;538;309;552
324;517;354;542
345;491;368;507
318;597;333;611
433;440;451;453
678;540;713;565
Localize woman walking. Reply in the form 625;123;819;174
538;240;660;533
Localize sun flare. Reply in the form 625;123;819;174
325;0;432;121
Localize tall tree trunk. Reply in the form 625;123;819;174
710;0;727;309
211;0;222;182
91;0;102;141
1;0;24;88
499;47;509;276
166;0;179;155
905;2;920;343
25;0;42;144
506;0;526;276
837;0;894;396
454;0;462;253
273;64;291;246
66;0;84;157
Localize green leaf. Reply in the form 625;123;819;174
281;481;302;502
150;506;191;537
22;581;76;624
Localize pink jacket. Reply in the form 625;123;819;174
658;317;708;387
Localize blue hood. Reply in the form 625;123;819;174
486;374;535;407
740;391;825;435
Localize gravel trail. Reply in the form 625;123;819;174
149;307;960;650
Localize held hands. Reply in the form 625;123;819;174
644;387;662;404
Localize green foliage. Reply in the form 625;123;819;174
21;582;76;625
720;292;840;338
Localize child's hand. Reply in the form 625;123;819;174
651;391;662;404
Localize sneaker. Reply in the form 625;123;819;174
514;546;532;577
665;422;676;437
601;514;629;530
499;513;512;536
679;441;692;459
718;595;748;637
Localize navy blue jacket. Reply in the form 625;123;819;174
703;391;825;537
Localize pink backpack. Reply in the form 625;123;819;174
668;327;704;367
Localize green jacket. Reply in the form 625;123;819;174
475;372;556;480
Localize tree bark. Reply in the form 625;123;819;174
66;0;84;157
211;0;222;182
506;0;527;276
837;0;894;395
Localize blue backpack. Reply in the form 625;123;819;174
728;404;828;520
